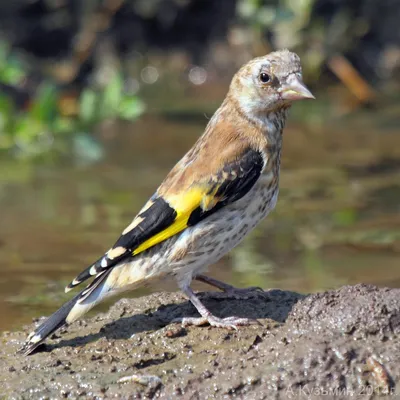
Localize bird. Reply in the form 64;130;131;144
20;49;314;356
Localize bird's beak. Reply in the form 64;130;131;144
281;74;315;101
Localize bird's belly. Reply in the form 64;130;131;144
165;183;279;283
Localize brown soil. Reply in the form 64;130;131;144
1;284;400;399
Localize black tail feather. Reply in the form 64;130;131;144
18;291;82;356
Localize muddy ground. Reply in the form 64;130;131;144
1;284;400;399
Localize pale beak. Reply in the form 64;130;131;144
281;74;315;101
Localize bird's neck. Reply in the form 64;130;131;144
219;96;289;144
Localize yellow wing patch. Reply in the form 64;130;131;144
132;186;218;256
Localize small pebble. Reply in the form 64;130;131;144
118;374;162;386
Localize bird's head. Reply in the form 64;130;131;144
229;49;314;116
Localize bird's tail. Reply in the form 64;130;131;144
19;270;113;356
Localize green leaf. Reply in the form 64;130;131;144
333;209;357;226
53;117;75;134
0;64;25;85
101;72;123;117
30;83;57;122
79;89;97;124
118;96;145;120
15;116;43;140
0;94;15;134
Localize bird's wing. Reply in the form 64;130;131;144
66;145;265;292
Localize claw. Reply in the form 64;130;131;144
173;315;259;329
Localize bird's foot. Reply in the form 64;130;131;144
176;286;262;330
174;315;260;330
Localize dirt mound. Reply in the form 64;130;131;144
1;284;399;399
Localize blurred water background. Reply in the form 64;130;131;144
0;0;399;332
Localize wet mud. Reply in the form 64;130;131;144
1;284;400;399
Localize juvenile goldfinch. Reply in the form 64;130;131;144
20;49;314;356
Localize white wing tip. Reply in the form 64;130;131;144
65;278;81;293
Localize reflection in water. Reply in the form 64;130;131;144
0;90;399;333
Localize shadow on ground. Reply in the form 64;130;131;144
43;289;301;353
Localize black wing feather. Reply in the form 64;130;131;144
188;148;264;225
66;197;176;290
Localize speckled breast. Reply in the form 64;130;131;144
164;174;280;283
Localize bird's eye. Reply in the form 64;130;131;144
259;72;271;83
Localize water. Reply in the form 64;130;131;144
0;84;399;333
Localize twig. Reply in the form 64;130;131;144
328;54;376;103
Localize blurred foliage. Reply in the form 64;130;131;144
236;0;399;82
0;0;397;158
237;0;315;45
237;0;324;78
0;41;145;158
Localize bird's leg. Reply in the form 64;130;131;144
195;274;264;299
175;285;259;329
